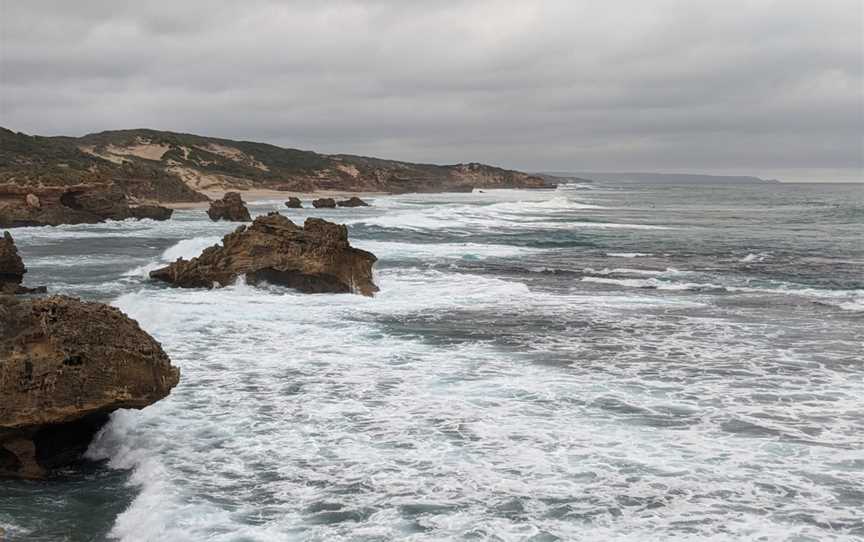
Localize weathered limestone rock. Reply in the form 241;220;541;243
312;198;336;209
0;296;180;478
207;192;251;222
150;212;378;296
285;197;303;208
0;184;173;228
336;197;369;207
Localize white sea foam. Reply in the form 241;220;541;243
583;267;682;277
606;252;652;258
348;208;672;232
122;236;223;277
8;186;860;541
336;193;676;233
161;236;222;261
582;276;716;291
354;240;544;261
740;252;771;263
93;262;863;540
582;275;864;311
488;196;607;211
0;522;31;539
556;182;597;191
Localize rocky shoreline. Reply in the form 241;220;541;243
0;206;378;478
0;124;538;481
0;183;173;228
0;294;180;479
1;126;556;227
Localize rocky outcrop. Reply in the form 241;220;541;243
312;198;336;209
285;197;303;208
0;296;180;479
150;212;378;296
0;183;174;228
207;192;251;222
337;197;370;207
130;205;173;221
0;232;45;294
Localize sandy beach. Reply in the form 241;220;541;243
162;189;392;209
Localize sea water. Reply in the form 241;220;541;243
1;182;862;541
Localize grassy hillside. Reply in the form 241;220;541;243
1;127;553;201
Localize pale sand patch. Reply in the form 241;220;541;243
335;163;360;178
166;166;253;191
198;143;270;171
80;139;171;162
106;140;171;161
163;189;389;209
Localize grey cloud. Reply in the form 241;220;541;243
1;0;861;180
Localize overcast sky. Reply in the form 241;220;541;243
1;1;861;181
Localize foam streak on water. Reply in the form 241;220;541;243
2;183;863;541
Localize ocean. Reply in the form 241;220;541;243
1;181;862;541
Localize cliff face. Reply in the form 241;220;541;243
1;127;554;203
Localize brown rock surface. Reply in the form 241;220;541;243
0;183;173;228
130;204;174;221
0;296;180;478
285;197;303;208
207;191;251;222
150;212;378;296
0;232;45;294
337;197;370;207
312;198;336;208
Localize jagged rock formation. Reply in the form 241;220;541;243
337;197;369;207
1;127;554;204
0;232;45;294
0;183;173;228
0;296;180;479
207;191;251;222
150;212;378;296
285;197;303;208
312;198;336;208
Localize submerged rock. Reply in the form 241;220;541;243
0;184;174;228
0;296;180;479
312;198;336;209
0;232;45;294
207;192;251;222
337;197;369;207
285;197;303;209
150;212;378;296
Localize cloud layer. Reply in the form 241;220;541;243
1;0;861;180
